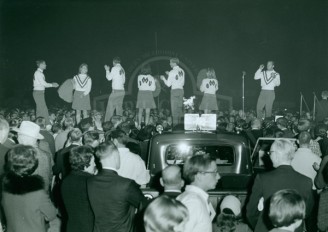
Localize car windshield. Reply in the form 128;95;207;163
165;144;234;166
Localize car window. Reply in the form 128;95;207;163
165;144;234;166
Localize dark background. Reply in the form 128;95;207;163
0;0;327;111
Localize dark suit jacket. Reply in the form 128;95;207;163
87;169;147;232
53;144;78;179
61;170;94;232
161;190;181;198
246;165;314;232
40;130;56;157
0;144;9;175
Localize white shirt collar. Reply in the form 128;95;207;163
102;167;118;172
37;68;43;73
185;185;209;201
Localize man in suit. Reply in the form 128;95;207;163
87;141;147;232
160;165;184;198
246;139;314;232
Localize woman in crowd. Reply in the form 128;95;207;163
199;68;219;114
2;145;59;232
61;146;96;232
72;63;92;124
144;195;189;232
136;64;156;128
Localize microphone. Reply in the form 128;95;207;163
242;71;246;78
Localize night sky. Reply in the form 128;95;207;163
0;0;327;111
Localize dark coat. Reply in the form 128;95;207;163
0;144;9;175
246;165;314;232
161;191;181;198
53;144;78;179
40;129;56;157
2;173;57;232
61;170;94;232
87;169;147;232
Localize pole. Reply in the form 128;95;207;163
300;92;303;118
242;71;246;115
313;92;316;121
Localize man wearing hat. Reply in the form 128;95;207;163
160;58;185;127
15;121;53;192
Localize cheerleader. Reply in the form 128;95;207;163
199;68;219;114
136;64;156;128
72;63;92;124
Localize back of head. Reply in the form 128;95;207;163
0;118;9;144
314;124;327;138
183;154;214;184
270;139;296;165
322;90;328;99
144;195;189;232
111;129;128;145
69;145;94;171
276;117;288;129
269;189;305;228
297;119;310;132
162;165;182;187
251;118;262;129
298;131;311;146
69;128;83;143
79;118;93;133
6;145;38;177
95;141;119;169
35;117;46;129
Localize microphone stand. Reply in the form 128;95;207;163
242;71;246;115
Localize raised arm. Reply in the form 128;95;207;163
254;64;265;80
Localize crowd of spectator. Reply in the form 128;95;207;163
1;103;328;232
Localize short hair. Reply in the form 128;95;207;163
113;57;121;64
140;64;152;75
162;165;182;186
95;141;118;160
183;154;215;183
276;117;288;128
269;189;305;228
298;131;311;146
83;131;100;146
79;118;93;133
314;124;327;137
144;195;189;232
36;60;45;67
110;115;123;126
69;128;82;142
322;90;328;98
110;129;128;145
6;145;38;176
69;146;94;171
63;117;75;130
297;119;310;132
170;57;179;65
35;116;46;129
206;68;216;79
251;118;262;129
270;139;296;162
79;63;88;73
51;123;62;134
102;121;113;133
0;118;9;144
268;60;275;66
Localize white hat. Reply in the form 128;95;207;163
220;195;241;216
13;121;44;140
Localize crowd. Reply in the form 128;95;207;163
0;57;328;231
0;102;328;232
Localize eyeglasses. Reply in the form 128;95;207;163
199;169;219;175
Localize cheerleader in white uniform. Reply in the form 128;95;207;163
199;68;219;114
72;63;92;124
136;64;156;127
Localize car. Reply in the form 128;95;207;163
142;130;254;210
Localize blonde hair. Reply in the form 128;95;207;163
144;195;189;232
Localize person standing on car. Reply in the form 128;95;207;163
199;68;219;114
160;58;185;127
177;154;220;232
